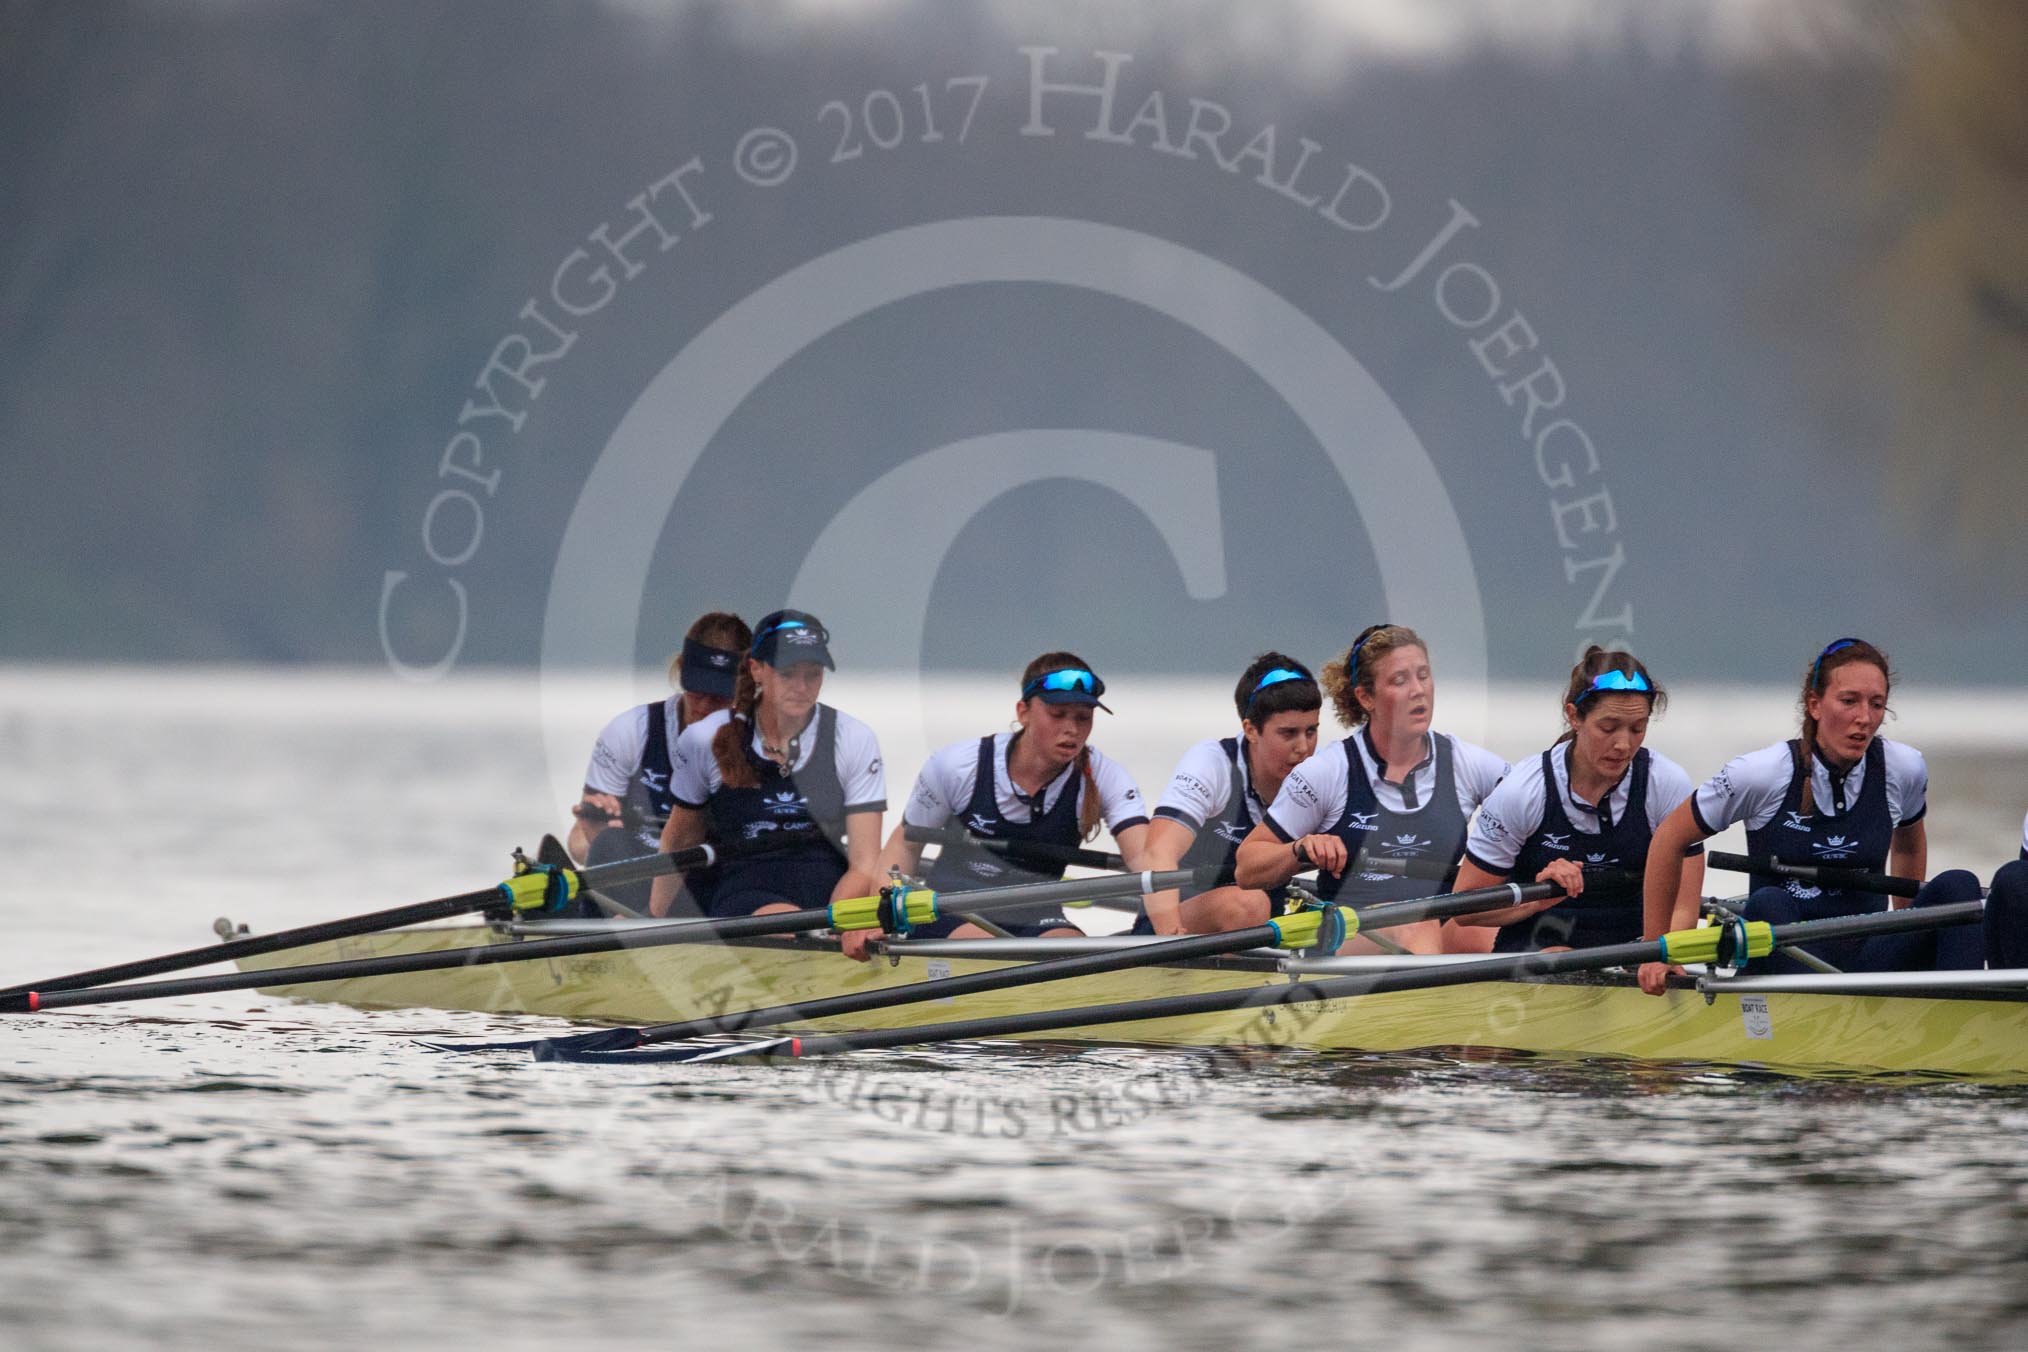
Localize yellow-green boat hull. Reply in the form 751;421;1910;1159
236;926;2028;1079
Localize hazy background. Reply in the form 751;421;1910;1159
3;0;2024;685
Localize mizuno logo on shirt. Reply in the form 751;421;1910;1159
966;813;996;835
1347;811;1379;830
1540;833;1571;852
1782;810;1811;832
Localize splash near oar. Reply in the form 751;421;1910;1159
0;867;1214;1014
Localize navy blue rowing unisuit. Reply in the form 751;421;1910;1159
702;705;848;917
916;735;1081;938
1495;747;1655;951
1739;739;1894;919
582;699;716;915
1315;734;1469;906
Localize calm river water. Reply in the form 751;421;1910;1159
3;666;2026;1351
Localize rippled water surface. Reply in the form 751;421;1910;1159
4;668;2027;1351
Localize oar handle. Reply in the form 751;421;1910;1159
903;825;1125;872
1707;851;1923;899
1351;857;1459;885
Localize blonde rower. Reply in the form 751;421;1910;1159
1233;624;1507;954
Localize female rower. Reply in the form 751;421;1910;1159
1138;653;1322;935
1449;647;1703;951
1232;624;1509;954
647;610;886;918
1636;637;1983;995
567;611;751;914
841;653;1152;959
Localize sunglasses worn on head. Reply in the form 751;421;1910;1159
1574;668;1653;705
752;617;829;652
1023;668;1104;700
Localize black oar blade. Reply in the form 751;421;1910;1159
533;1036;800;1065
414;1027;648;1055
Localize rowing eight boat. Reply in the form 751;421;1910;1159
231;919;2028;1079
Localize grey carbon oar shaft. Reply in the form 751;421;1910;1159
2;868;1213;1013
0;843;718;1001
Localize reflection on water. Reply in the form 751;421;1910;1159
3;669;2027;1349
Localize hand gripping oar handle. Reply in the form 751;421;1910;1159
0;844;729;1003
1707;851;1923;900
1;866;1215;1013
903;824;1125;872
560;902;1986;1064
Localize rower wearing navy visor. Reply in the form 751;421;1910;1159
566;610;751;915
1138;653;1322;935
648;610;886;919
844;652;1152;961
1637;637;1986;995
1233;623;1508;954
1449;647;1703;952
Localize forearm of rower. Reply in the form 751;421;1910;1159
830;810;885;904
1448;859;1518;926
1642;803;1707;937
1232;823;1297;890
872;821;925;887
648;807;705;917
1889;820;1927;908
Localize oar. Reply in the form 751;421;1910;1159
903;824;1125;872
1349;856;1459;885
434;875;1596;1056
549;900;1986;1064
0;842;723;1003
0;867;1213;1014
1706;851;1923;899
902;825;1141;916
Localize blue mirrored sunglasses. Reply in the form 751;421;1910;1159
752;617;827;652
1810;637;1861;688
1574;668;1653;705
1023;668;1104;699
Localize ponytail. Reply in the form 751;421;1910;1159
711;661;764;790
1077;748;1102;843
